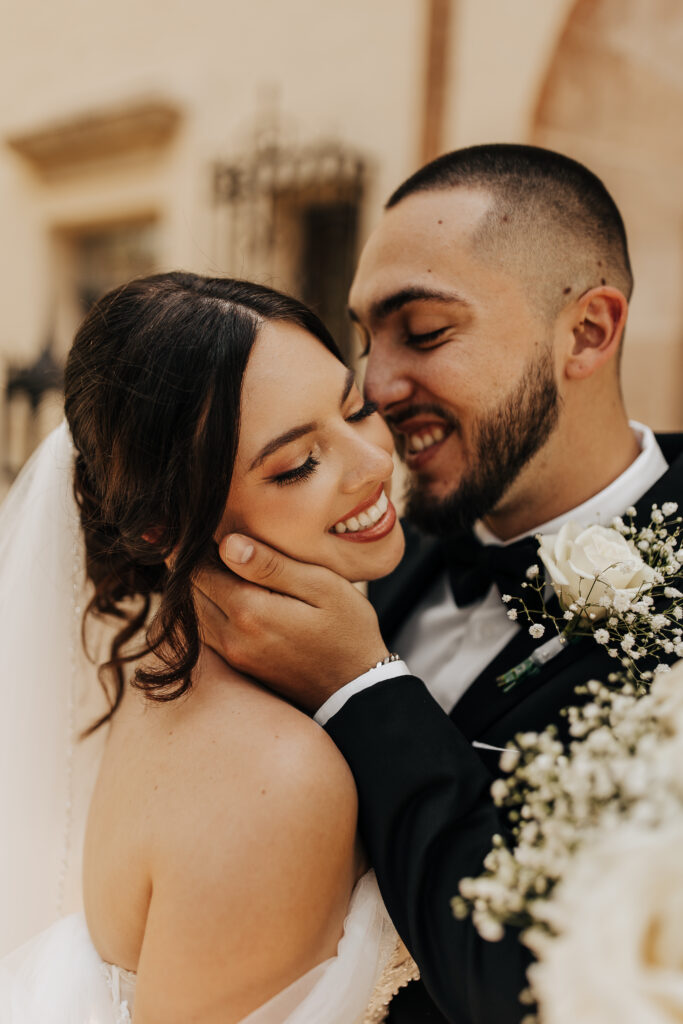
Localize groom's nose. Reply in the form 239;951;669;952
363;343;415;416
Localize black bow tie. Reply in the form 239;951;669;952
444;531;541;608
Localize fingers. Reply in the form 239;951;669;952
194;560;260;611
194;564;285;637
193;562;276;654
194;584;279;676
194;586;230;653
219;534;334;605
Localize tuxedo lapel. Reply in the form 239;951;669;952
369;522;444;641
654;432;683;470
451;618;594;740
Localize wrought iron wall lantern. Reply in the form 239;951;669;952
212;121;368;360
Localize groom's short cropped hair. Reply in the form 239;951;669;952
386;144;633;320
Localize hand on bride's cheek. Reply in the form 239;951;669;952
217;322;405;582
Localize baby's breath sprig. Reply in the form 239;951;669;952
497;504;683;692
453;662;683;1021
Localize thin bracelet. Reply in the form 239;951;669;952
373;653;402;670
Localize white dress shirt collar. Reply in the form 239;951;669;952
474;421;668;548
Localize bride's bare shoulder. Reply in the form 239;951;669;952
162;648;350;764
123;647;356;819
95;646;359;885
127;650;361;1022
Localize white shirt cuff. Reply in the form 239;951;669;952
314;660;411;727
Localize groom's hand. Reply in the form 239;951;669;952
194;534;390;712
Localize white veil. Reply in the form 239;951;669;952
0;422;109;956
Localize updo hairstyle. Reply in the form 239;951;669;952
64;272;341;731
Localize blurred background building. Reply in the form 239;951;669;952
1;0;682;492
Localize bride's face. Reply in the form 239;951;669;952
221;321;405;582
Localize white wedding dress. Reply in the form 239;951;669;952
0;425;418;1022
0;871;418;1024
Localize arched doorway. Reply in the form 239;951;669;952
532;0;683;429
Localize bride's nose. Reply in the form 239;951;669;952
340;436;394;495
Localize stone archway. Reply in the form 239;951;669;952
532;0;683;429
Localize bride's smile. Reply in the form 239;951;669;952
329;483;397;542
224;320;405;582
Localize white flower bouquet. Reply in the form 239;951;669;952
527;821;683;1024
453;660;683;1023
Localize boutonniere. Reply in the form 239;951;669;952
497;503;683;693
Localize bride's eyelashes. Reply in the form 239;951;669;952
270;399;378;487
272;454;321;486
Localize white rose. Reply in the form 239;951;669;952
537;522;657;620
526;821;683;1024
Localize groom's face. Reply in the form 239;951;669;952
347;188;561;534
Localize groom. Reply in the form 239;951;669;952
197;145;683;1022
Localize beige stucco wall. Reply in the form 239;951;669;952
1;0;680;453
0;0;424;366
446;0;575;146
531;0;683;431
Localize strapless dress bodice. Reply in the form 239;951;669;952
102;961;135;1023
1;871;418;1023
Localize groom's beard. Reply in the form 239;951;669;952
404;350;560;537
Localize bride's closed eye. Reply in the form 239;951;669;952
271;454;321;487
270;398;379;487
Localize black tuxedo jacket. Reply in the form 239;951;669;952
325;434;683;1024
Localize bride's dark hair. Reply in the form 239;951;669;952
64;271;342;732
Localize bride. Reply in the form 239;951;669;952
0;272;417;1022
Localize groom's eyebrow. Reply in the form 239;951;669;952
250;368;356;471
348;286;466;325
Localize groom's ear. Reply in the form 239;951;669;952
564;286;628;381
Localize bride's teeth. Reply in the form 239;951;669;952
411;434;425;451
432;426;445;442
332;488;390;534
